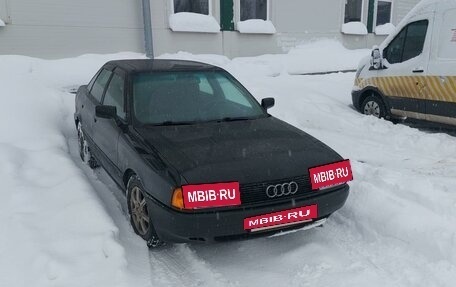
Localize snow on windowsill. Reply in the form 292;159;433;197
237;19;276;34
169;12;220;33
0;18;5;27
341;22;368;35
375;23;396;35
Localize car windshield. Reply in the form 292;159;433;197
132;70;266;125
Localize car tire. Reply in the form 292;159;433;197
126;175;165;249
77;122;98;169
361;94;387;119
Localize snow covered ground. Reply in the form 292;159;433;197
1;41;456;287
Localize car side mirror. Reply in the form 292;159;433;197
261;98;275;110
370;46;383;70
96;105;117;119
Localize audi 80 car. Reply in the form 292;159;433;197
74;59;350;247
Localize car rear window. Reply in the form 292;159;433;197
132;71;266;125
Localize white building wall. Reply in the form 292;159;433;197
150;0;223;56
0;0;423;59
0;0;144;58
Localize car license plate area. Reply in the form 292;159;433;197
243;204;318;231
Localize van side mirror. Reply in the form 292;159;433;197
261;98;275;110
96;105;117;119
370;47;383;70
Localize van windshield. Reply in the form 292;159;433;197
132;71;266;125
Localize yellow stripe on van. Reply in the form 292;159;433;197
355;75;456;103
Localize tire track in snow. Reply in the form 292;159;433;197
149;245;236;287
62;126;153;287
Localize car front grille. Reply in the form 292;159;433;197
240;175;313;205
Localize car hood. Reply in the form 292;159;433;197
135;117;343;184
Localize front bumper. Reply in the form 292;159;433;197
147;185;349;243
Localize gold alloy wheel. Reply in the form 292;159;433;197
130;186;150;236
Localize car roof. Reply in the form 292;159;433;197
104;59;223;73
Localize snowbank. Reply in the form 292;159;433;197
0;53;149;287
237;19;276;34
375;23;396;35
159;40;369;76
169;12;220;33
286;40;369;74
341;22;368;35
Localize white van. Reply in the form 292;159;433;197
352;0;456;126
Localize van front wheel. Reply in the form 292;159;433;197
361;95;386;119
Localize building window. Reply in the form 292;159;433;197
240;0;268;21
173;0;209;15
344;0;363;23
376;0;392;26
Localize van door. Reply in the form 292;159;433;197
425;8;456;125
379;17;432;120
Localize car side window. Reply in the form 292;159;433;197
87;70;101;91
103;73;126;120
385;20;428;64
91;69;112;103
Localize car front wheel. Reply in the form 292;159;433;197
361;95;387;119
126;175;164;248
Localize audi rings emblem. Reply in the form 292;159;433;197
266;181;299;198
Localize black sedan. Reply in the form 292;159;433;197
74;59;350;247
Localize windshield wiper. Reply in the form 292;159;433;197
216;117;253;122
152;121;195;126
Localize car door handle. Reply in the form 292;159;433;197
412;69;424;73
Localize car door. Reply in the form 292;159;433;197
82;68;113;141
93;68;127;172
380;18;431;119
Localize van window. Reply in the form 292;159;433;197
402;20;428;62
438;9;456;59
385;27;407;64
385;20;428;64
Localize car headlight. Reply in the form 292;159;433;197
171;187;185;209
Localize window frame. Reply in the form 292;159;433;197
375;0;394;27
235;0;271;24
170;0;212;15
343;0;365;24
101;68;127;121
384;19;429;65
90;68;113;104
